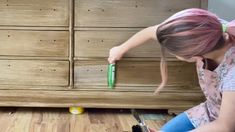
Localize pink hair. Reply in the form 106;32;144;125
155;8;235;94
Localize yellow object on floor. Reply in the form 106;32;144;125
69;107;85;114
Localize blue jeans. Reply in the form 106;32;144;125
160;112;195;132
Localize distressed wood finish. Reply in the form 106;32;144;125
0;60;69;86
69;0;75;88
0;0;206;111
201;0;208;9
0;90;204;109
0;30;69;57
0;0;69;26
75;30;173;58
75;0;201;27
74;60;199;91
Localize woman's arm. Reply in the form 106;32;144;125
118;25;159;52
191;91;235;132
108;25;158;64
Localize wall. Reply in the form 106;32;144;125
209;0;235;21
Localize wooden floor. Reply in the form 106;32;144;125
0;107;173;132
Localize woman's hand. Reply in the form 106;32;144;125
108;46;126;64
108;26;159;64
148;127;161;132
149;128;157;132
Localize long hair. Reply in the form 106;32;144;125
155;8;235;94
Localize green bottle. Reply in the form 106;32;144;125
107;63;116;89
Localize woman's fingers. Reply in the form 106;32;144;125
148;128;158;132
108;45;127;64
108;46;124;64
108;57;115;64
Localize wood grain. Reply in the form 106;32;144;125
0;60;69;86
75;30;173;58
68;0;75;88
74;60;199;91
0;0;69;26
0;90;204;109
0;108;173;132
0;30;69;57
201;0;208;9
0;0;207;111
75;0;201;27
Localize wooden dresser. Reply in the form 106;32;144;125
0;0;206;113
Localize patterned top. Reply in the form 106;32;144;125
185;46;235;127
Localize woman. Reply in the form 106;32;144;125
108;8;235;132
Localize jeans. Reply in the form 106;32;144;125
160;112;195;132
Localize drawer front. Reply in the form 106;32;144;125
0;30;69;57
75;30;172;58
74;60;198;91
0;0;68;26
0;60;69;86
75;0;201;27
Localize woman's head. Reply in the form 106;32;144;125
155;8;235;94
157;8;228;59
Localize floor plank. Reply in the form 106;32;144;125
0;107;173;132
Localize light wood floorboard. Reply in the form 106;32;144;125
0;108;173;132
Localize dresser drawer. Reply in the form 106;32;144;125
75;30;171;58
74;60;198;91
75;0;201;27
0;30;69;57
0;60;69;86
0;0;68;26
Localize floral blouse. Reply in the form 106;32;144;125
185;46;235;127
